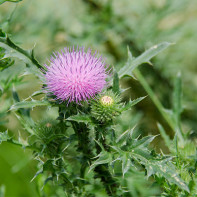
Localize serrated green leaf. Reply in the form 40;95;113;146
14;113;34;135
31;169;43;182
0;130;10;144
146;160;189;193
118;42;172;78
0;29;43;77
10;100;50;111
132;135;157;149
121;96;147;112
131;146;189;193
132;149;153;162
116;128;134;145
89;151;112;172
0;130;27;148
0;0;22;4
122;153;132;177
67;114;94;125
0;47;14;71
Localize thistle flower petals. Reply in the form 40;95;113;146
44;47;108;103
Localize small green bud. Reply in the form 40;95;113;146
91;91;122;123
34;119;59;142
33;119;63;157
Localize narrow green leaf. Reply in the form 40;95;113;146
10;100;50;111
89;151;111;172
132;135;157;149
12;87;30;117
14;113;34;135
122;153;132;177
31;169;43;182
173;72;182;116
31;90;45;97
157;123;174;153
172;72;184;141
116;127;135;145
67;114;94;125
133;68;184;144
121;96;147;112
41;177;53;189
118;42;172;78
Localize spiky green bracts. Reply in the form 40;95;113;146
91;91;122;123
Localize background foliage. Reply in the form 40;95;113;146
0;0;197;196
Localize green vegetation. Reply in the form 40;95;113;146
0;0;197;196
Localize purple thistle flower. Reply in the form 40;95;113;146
44;47;108;103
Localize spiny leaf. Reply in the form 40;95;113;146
31;169;43;182
89;151;112;172
121;96;147;112
116;127;135;145
118;42;172;78
146;160;189;193
14;113;34;135
0;47;14;71
131;135;157;149
122;153;132;177
10;100;50;111
0;29;43;77
0;130;10;144
0;130;27;147
67;114;94;125
131;146;189;193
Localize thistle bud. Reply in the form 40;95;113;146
91;91;121;123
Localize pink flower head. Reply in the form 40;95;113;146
44;47;108;103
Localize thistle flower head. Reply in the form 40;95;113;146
44;47;108;103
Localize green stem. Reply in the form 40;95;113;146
133;68;184;143
94;126;118;196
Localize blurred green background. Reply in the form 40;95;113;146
0;0;197;196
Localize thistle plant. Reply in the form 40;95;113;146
0;25;197;196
